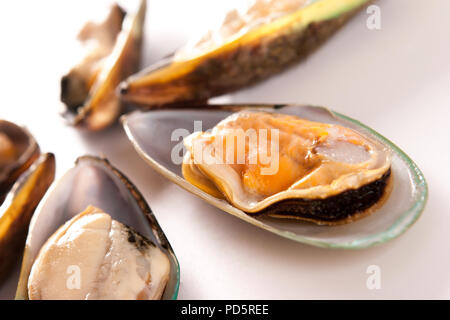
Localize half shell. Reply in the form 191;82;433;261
15;156;179;299
122;104;427;248
119;0;370;107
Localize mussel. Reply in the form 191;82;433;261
15;156;179;300
0;120;55;284
122;104;427;248
0;154;55;283
119;0;370;107
61;0;146;130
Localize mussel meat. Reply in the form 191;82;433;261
28;206;170;300
182;110;391;224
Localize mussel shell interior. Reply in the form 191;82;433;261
17;156;179;300
122;104;428;249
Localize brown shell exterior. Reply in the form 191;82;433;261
122;4;365;107
0;153;55;282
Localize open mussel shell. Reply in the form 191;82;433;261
122;104;428;249
0;120;40;199
119;0;370;107
0;153;55;283
61;0;146;131
15;155;179;300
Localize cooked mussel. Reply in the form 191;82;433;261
0;153;55;283
16;156;179;300
27;206;170;300
0;120;40;199
122;104;427;248
0;120;55;285
61;0;146;131
119;0;370;107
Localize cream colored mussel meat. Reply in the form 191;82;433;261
28;206;170;300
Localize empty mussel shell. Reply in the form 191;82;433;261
15;156;179;300
122;104;427;249
61;0;146;131
119;0;370;107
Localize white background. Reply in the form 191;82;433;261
1;0;450;299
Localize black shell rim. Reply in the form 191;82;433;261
253;168;392;224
